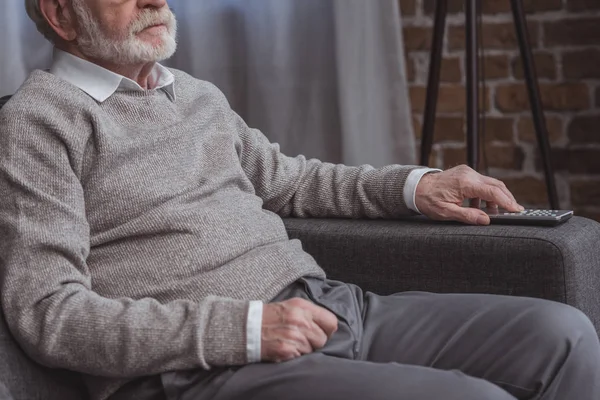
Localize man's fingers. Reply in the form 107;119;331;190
466;184;518;211
447;204;490;225
485;186;517;210
279;327;313;355
485;178;515;203
481;176;522;210
306;303;338;338
304;321;329;350
471;198;501;210
486;201;499;209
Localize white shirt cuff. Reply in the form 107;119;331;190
404;168;442;214
246;300;263;363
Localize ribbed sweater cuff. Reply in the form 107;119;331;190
382;166;423;217
203;299;250;367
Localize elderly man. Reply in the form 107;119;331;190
0;0;598;399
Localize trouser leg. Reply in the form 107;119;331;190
166;352;516;400
159;278;516;400
117;277;600;400
109;375;165;400
355;286;600;400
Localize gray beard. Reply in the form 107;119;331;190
71;0;178;65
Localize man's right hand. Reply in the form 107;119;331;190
261;298;338;363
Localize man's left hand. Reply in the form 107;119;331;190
415;165;524;226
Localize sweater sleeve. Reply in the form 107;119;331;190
226;105;423;219
0;101;249;378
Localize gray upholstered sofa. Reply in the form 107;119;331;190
2;94;600;399
3;214;600;400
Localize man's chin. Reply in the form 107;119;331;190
120;37;177;64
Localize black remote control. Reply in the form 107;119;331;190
482;208;573;226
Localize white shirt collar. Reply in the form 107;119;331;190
49;49;176;103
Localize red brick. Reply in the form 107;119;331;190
518;116;563;144
523;0;563;12
568;116;600;144
483;117;514;142
419;58;464;83
484;55;511;79
481;0;512;14
485;144;526;170
431;149;442;168
568;0;600;11
406;57;416;83
423;0;463;15
542;85;590;111
415;144;440;167
410;86;464;114
537;149;600;174
501;177;549;207
442;147;467;169
425;0;562;15
410;85;490;114
513;52;556;80
563;49;600;80
482;0;562;13
416;116;466;142
495;84;528;112
495;83;590;113
413;115;422;139
399;0;417;16
571;181;600;207
441;58;462;83
434;117;465;142
443;144;524;170
409;86;429;113
449;22;538;51
545;18;600;47
404;26;432;51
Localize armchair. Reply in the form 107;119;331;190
1;95;599;399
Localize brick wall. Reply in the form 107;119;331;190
400;0;600;222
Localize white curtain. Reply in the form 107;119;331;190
0;0;415;166
0;0;53;94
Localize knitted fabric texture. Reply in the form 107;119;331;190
0;69;418;399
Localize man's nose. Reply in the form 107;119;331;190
137;0;168;9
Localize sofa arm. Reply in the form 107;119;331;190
283;216;600;333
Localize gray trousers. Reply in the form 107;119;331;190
111;277;600;400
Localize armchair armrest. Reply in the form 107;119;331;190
283;216;600;333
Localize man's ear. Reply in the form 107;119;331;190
39;0;78;41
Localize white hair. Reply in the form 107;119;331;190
24;0;60;43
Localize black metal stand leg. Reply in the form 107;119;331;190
420;0;447;166
510;0;560;209
465;0;479;170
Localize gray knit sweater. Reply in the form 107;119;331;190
0;69;417;399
